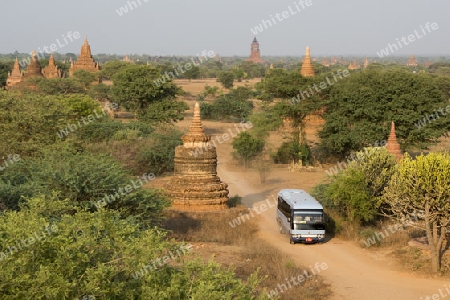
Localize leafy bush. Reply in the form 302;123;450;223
228;86;254;101
77;120;154;143
232;132;264;168
0;196;264;299
228;195;243;208
200;95;253;121
271;140;311;165
217;71;234;89
0;92;73;157
135;129;183;175
312;147;397;226
0;149;168;224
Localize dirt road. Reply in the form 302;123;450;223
209;122;450;300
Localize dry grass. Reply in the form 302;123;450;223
357;221;450;277
163;206;331;299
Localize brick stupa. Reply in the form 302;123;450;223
42;53;62;78
70;37;100;76
23;51;44;80
6;57;23;89
300;47;315;77
248;37;264;63
385;122;403;162
167;102;229;211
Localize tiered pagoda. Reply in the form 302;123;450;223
407;55;418;67
386;122;403;162
300;47;315;77
167;102;229;212
22;51;44;80
248;37;264;63
69;37;101;76
6;57;23;89
42;53;62;78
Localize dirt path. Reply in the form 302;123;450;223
208;121;450;300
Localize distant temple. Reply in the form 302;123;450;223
322;57;329;67
69;37;101;76
407;55;418;67
363;57;369;69
123;54;130;62
42;53;62;78
386;122;403;162
22;51;44;80
6;57;23;89
300;47;315;77
167;102;229;211
348;60;360;70
331;56;338;65
248;37;264;63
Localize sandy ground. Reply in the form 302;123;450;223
165;101;450;300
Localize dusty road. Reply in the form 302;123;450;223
209;121;450;300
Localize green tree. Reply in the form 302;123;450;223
319;69;450;156
111;65;180;112
320;147;398;225
200;95;253;121
217;71;234;89
0;61;13;87
0;91;79;156
31;77;85;95
88;83;111;102
0;149;168;222
0;196;264;298
184;65;200;80
138;99;189;124
381;152;450;273
232;68;245;82
100;60;133;80
232;132;264;168
72;69;98;90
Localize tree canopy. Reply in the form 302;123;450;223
381;152;450;273
319;69;450;156
111;65;181;112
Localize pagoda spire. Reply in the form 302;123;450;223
12;57;21;73
181;102;211;147
48;53;56;66
385;122;403;162
6;57;23;89
300;46;315;77
167;101;229;211
42;53;62;78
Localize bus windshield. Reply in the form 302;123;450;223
292;211;324;230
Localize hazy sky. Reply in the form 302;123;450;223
1;0;448;56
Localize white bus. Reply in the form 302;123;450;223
276;189;326;244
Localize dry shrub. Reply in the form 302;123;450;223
164;206;331;299
163;206;255;245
